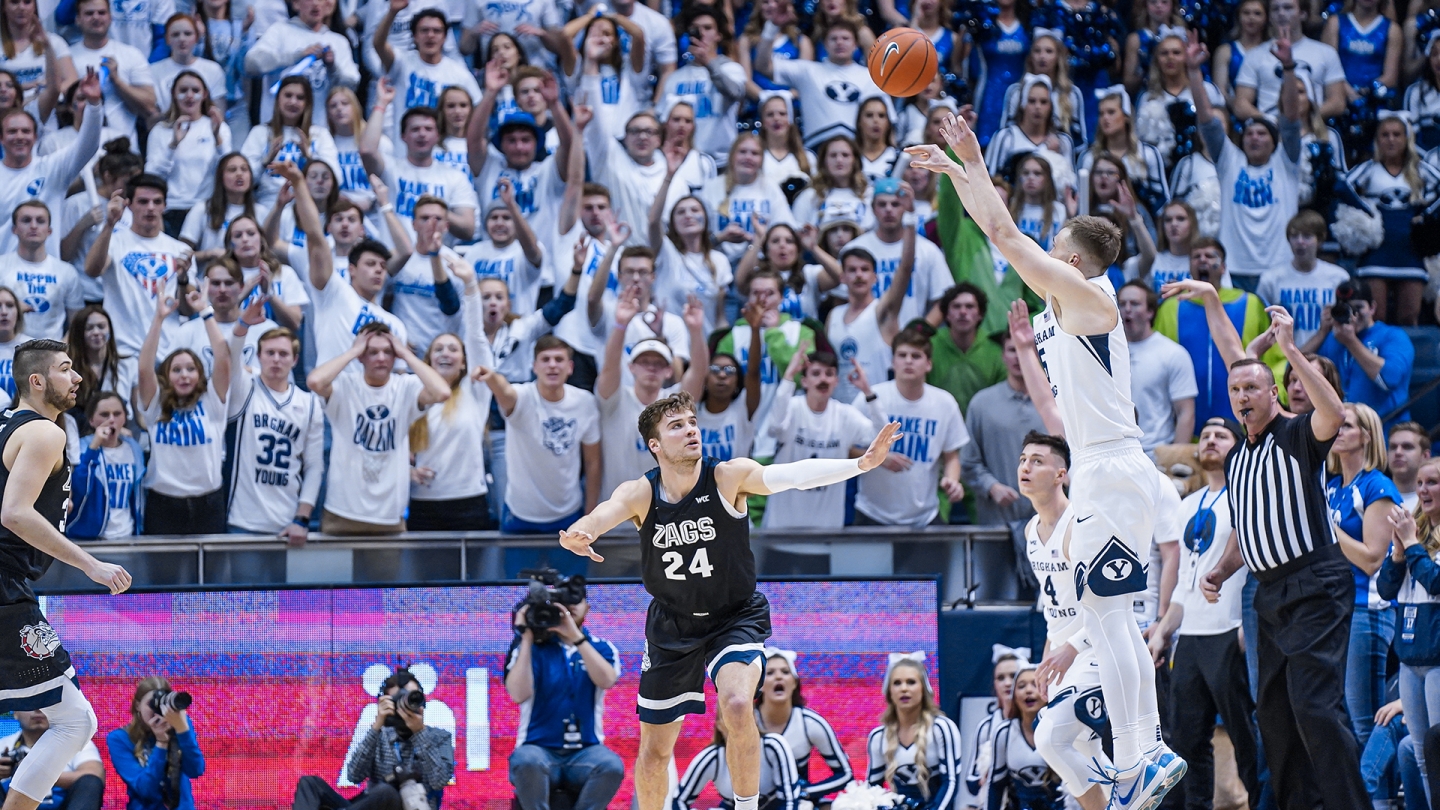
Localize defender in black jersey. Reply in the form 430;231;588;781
559;390;901;810
0;340;130;810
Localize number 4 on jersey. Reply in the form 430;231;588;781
662;548;715;580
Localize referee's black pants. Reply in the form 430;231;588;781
1252;546;1367;809
1169;628;1260;810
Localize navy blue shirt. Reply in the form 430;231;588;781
1318;321;1415;423
505;629;619;749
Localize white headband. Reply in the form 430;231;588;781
1013;73;1056;123
1032;26;1064;43
758;89;794;107
1426;28;1440;56
1094;84;1131;117
883;651;933;696
1155;24;1187;43
764;647;799;675
992;643;1032;664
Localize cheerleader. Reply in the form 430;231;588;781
1346;111;1439;324
239;75;340;209
1122;0;1186;95
856;97;902;183
737;0;814;98
325;87;389;212
1404;30;1440;149
967;0;1030;147
673;713;803;810
1009;152;1071;250
551;13;646;144
999;29;1086;146
702;132;798;264
757;93;816;188
911;0;960;76
754;649;855;803
1404;0;1440;80
987;666;1072;809
1213;0;1270;106
866;652;961;810
145;70;231;238
1377;459;1440;803
988;73;1076;175
1082;84;1170;214
1322;0;1401;92
735;221;840;321
792;136;873;230
1137;29;1230;158
960;647;1024;809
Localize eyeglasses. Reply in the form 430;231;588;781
1091;168;1120;178
709;364;738;375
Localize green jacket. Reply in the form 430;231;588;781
936;156;1042;335
927;327;1008;413
716;314;815;386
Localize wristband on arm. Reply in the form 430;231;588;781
760;457;863;493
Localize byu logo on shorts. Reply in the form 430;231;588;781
1102;559;1132;581
18;622;60;660
1085;537;1146;598
1084;694;1104;721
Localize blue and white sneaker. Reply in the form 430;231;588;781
1148;748;1188;799
1104;759;1173;810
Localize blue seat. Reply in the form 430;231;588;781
1400;326;1440;430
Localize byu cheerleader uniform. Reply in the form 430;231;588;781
866;714;962;810
971;20;1030;147
988;717;1069;809
754;705;854;801
1404;77;1440;150
1346;156;1440;281
1336;13;1391;89
672;733;803;810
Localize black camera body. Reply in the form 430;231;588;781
518;569;587;631
149;688;192;716
1332;301;1353;324
7;746;27;770
384;687;426;731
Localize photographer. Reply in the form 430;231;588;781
1308;280;1416;425
506;575;624;810
0;711;104;810
294;668;454;810
105;677;205;810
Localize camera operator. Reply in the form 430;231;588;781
1303;280;1415;423
293;667;455;810
0;710;104;810
105;677;205;810
506;575;624;810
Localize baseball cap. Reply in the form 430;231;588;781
493;111;543;146
629;339;673;364
817;199;862;235
1202;416;1244;443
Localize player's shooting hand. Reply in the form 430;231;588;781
857;421;904;472
1160;278;1216;303
902;143;963;180
559;528;604;562
87;559;131;594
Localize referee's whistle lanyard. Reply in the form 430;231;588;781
1184;486;1226;589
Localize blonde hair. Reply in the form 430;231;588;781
812;135;868;199
1027;33;1075;134
1327;402;1389;476
409;333;467;452
1415;459;1440;554
124;676;171;766
1372;118;1425;204
1091;93;1142;169
882;661;941;799
724;131;764;194
759;95;811;176
0;1;42;59
326;86;366;139
1144;32;1189;97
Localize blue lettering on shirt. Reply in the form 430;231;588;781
492;170;538;214
871;256;915;299
405;72;440;110
352;406;396;452
701;424;737;460
1279;286;1335;334
1232;168;1275;208
105;462;134;509
887;414;938;461
336;150;371;192
396;177;446;217
350;304;384;335
154;401;212;446
600;74;621;105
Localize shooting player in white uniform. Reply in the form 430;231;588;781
1019;432;1112;810
0;340;130;810
907;115;1182;810
558;391;901;810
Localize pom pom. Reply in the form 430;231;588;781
831;781;907;810
1136;98;1176;158
1034;147;1077;192
1332;203;1385;255
1187;175;1221;237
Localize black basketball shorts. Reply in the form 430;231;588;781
0;600;77;712
637;591;771;724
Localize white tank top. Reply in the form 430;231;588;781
828;300;893;406
1031;275;1142;449
1025;506;1083;646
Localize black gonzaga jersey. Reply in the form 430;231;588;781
0;410;70;589
640;457;755;616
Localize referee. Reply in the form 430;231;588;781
1201;307;1367;809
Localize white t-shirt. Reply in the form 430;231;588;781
655;241;732;337
109;0;175;56
1254;260;1352;347
387;250;463;355
178;202;272;260
381;157;479;241
698;396;753;461
459;0;564;69
699;175;797;264
770;59;892;148
226;375;326;533
852;381;969;526
486;309;555;384
0;254;84;340
598;383;675;500
239;124;341;210
413;290;494;502
565;64;644;145
1236;37;1346;118
1128;331;1199;453
659;61;748;162
1136;473;1184;629
164;315;279;376
1015;201;1066;250
310;275;409;368
323;371;425;525
150;57;228;115
552;224;615;358
842;230;953;328
1175;485;1247;635
1145;251;1191;292
141;384;227;497
0;33;72;100
69;39;155;147
101;227;188;355
460;238;546;315
790;186;873;231
762;148;816;188
0;731;101;772
0;334;32;397
100;442;137;538
144;120;233;210
0;106;101;258
582;124;716;249
503;383;601;522
623;1;679;87
1216;133;1299;278
764;379;873;529
238;262;310;316
388;51;482;146
333;132;394;209
473;148;565;247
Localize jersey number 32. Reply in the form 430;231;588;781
661;548;715;580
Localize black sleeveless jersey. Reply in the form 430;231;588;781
639;457;755;616
0;410;71;586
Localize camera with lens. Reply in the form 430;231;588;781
386;765;429;810
148;688;192;716
1331;301;1354;325
5;746;27;771
517;568;587;631
384;686;426;732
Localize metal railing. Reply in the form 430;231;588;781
44;526;1024;605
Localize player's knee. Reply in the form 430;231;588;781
717;689;753;723
637;731;678;762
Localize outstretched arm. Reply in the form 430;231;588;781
906;119;1116;334
719;422;903;496
558;478;651;561
1160;279;1244;368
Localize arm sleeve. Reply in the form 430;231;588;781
925;717;960;810
1405;544;1440;596
1199;117;1228;164
760;457;863;492
801;710;854;799
764;735;803;810
866;727;886;785
707;58;748;105
244;29;291;77
1378;553;1407;600
145;126;176;176
435;277;461;316
105;730;165;803
540;291;577;326
174;728;205;778
1376;330;1415;390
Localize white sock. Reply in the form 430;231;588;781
1080;594;1146;771
733;794;759;810
1129;625;1164;753
1139;711;1164;754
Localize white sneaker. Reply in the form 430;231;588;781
1105;758;1179;810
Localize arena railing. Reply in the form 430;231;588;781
42;526;1024;606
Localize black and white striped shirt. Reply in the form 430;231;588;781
1226;412;1337;574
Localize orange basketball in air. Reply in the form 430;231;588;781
867;28;938;97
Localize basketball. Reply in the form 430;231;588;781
867;28;938;97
